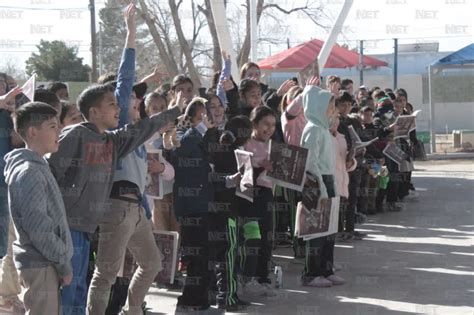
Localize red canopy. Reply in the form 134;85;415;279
258;38;388;70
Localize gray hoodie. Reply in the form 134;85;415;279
47;106;180;234
4;149;73;278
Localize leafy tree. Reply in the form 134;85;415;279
98;0;151;77
25;40;90;81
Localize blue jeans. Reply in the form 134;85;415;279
61;230;90;315
0;185;9;258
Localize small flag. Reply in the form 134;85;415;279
16;74;36;107
21;73;36;102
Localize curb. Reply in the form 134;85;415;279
425;153;474;160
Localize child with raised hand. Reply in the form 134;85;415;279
281;75;319;146
49;81;181;314
239;106;277;297
4;102;73;314
300;83;344;287
169;75;195;108
171;97;215;312
48;31;184;314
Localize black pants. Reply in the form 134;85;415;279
303;175;336;280
208;213;239;307
304;235;335;279
177;213;211;307
239;186;274;283
346;169;362;232
386;159;400;203
376;189;387;211
338;197;347;232
398;172;411;200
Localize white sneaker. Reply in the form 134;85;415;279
333;262;343;272
306;276;332;288
326;274;345;285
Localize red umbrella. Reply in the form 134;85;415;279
258;38;388;70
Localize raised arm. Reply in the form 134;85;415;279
112;105;183;159
116;3;136;128
285;93;303;117
217;50;231;109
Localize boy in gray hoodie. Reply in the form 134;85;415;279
4;102;73;314
47;80;183;314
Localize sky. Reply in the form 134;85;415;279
0;0;472;75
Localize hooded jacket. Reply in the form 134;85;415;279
4;149;73;277
300;85;337;199
281;94;307;146
47;106;180;234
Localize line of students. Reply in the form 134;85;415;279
0;7;421;315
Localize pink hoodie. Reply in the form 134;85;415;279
281;94;307;146
332;131;356;198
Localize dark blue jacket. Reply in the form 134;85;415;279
0;109;13;257
172;127;213;217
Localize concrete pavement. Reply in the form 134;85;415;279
145;160;474;315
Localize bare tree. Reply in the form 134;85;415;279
237;0;327;68
135;0;328;86
197;0;222;72
137;0;179;77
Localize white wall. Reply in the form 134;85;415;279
417;102;474;133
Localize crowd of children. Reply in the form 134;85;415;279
0;4;423;315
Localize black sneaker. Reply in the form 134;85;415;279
236;298;251;306
353;231;367;239
175;304;210;313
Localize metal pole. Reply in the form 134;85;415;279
317;0;353;69
393;38;398;90
250;0;258;62
428;65;436;153
98;24;103;76
359;40;364;86
89;0;98;83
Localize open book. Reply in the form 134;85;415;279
347;125;379;160
234;149;254;203
393;110;421;139
145;149;164;200
264;140;309;191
